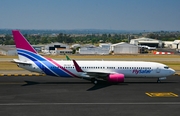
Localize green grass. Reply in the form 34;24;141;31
0;61;23;70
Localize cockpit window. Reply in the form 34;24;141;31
164;66;169;69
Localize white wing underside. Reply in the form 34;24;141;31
80;71;117;78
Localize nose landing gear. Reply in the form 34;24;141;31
157;77;167;83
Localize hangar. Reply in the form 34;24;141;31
130;37;163;48
111;42;138;54
164;40;180;49
0;46;17;55
79;47;109;55
43;42;71;55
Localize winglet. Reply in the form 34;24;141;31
65;54;71;60
72;60;83;72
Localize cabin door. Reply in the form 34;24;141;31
156;67;160;73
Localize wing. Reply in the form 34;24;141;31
72;60;116;78
72;60;125;83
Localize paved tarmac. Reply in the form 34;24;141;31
0;75;179;116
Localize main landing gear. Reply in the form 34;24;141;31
91;78;98;84
157;79;161;83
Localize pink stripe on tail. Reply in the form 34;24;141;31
12;30;37;54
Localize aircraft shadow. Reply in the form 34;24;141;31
87;80;113;91
22;80;120;91
22;81;91;86
22;80;178;91
124;81;179;84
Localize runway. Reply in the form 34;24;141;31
0;75;179;116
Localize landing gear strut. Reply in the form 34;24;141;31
157;77;167;83
157;79;161;83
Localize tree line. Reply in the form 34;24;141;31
0;32;180;45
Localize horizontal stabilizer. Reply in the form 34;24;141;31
13;59;32;65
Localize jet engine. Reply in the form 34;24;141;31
107;74;124;83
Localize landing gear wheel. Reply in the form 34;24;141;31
157;79;161;83
94;80;98;84
91;79;98;84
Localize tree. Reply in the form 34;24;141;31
41;37;48;44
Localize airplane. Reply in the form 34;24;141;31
12;30;175;84
65;54;71;60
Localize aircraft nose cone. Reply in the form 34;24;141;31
170;68;176;75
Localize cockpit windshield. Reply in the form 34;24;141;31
164;66;169;69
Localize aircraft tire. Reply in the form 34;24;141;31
91;78;98;84
157;79;161;83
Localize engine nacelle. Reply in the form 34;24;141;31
107;74;124;83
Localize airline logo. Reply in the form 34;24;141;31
132;69;152;74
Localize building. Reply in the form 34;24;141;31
78;43;111;55
32;45;45;53
111;42;138;54
71;44;81;49
79;47;110;55
99;43;111;48
56;48;73;55
43;42;71;55
0;46;17;55
163;40;180;49
130;37;163;48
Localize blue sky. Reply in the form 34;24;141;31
0;0;180;31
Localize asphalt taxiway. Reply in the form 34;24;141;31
0;75;179;116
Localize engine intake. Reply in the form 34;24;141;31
107;74;124;83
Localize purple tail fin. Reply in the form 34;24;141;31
12;30;37;54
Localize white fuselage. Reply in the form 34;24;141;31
18;60;175;78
